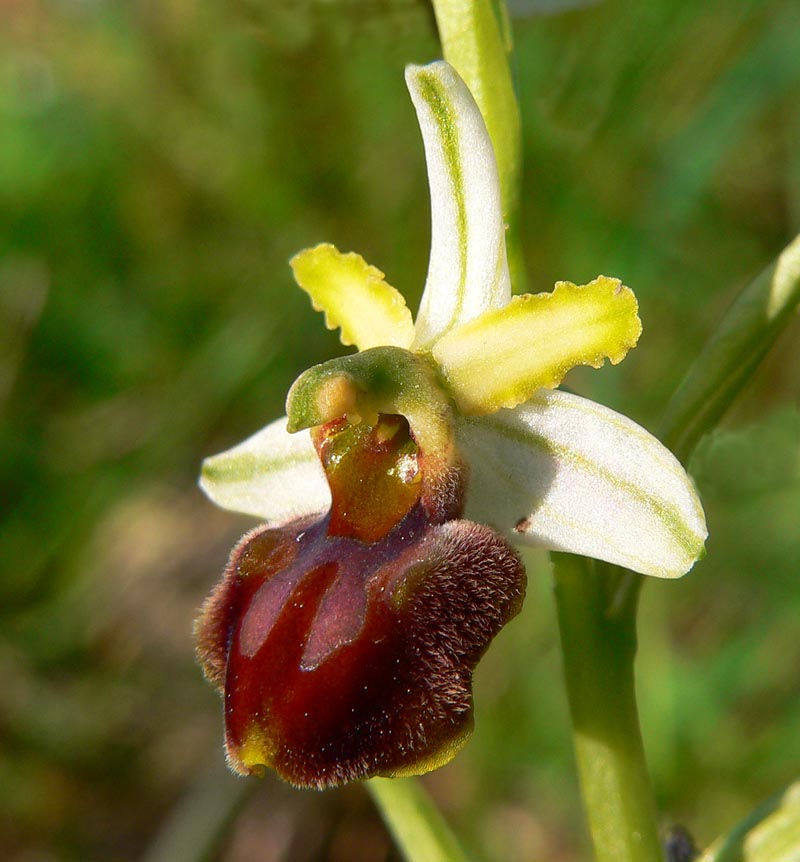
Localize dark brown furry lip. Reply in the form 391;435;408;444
195;415;526;789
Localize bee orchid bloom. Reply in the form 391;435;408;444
196;62;707;789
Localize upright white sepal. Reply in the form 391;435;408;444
199;416;330;524
405;61;512;350
456;390;708;578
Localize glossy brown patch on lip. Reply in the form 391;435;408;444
313;415;422;543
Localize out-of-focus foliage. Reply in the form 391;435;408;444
1;0;799;860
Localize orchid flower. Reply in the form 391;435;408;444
195;61;707;790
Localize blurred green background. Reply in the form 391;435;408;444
2;0;799;860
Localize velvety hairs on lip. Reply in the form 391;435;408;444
196;415;525;788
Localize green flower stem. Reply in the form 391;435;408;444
368;776;468;862
552;552;663;862
554;233;800;862
431;0;526;292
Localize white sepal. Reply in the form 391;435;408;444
405;61;511;350
456;390;707;578
199;416;330;524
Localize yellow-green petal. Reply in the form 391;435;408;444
432;276;642;415
290;243;415;351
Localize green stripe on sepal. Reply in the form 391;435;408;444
199;416;329;523
290;243;415;352
433;276;642;415
456;389;707;578
431;0;523;286
405;62;511;350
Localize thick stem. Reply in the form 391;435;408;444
552;553;663;862
551;234;800;861
368;777;468;862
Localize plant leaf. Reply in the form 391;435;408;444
290;243;415;351
405;61;512;350
433;276;641;415
199;416;330;523
456;389;707;578
698;780;800;862
660;233;800;462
